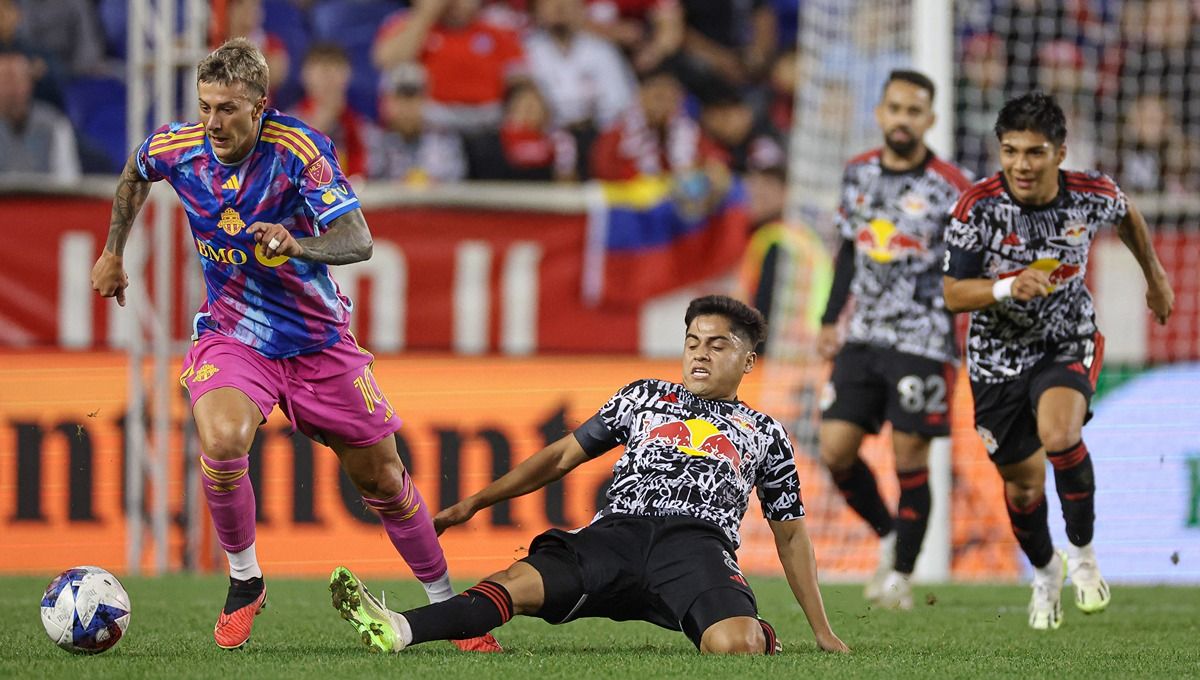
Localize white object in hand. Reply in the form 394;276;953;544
267;237;281;251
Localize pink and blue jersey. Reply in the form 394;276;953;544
135;109;359;358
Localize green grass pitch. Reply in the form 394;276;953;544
2;575;1197;679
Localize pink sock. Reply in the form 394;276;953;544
362;471;448;583
200;454;256;553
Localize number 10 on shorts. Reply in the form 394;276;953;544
353;367;395;420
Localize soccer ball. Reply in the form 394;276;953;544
40;566;131;654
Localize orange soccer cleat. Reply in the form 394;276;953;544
214;576;268;650
451;633;503;653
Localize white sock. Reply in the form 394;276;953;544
226;543;263;580
421;572;455;604
1067;542;1096;563
1035;550;1061;578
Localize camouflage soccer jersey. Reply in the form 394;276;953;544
836;150;971;363
572;379;805;548
943;171;1127;383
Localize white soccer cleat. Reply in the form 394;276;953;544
1028;550;1067;631
863;532;897;602
873;570;913;611
1067;544;1111;614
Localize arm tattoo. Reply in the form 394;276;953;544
296;208;374;265
104;156;153;256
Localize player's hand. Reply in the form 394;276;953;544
1147;272;1174;325
1011;268;1052;301
815;631;850;653
246;222;302;259
816;324;841;360
90;249;129;307
433;501;476;535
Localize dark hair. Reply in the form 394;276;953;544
884;69;935;102
685;295;767;349
994;92;1067;146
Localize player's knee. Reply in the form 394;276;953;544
819;443;854;472
1006;483;1043;509
700;624;766;655
198;420;256;460
1038;427;1080;454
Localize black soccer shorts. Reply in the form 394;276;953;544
970;334;1104;466
822;342;954;438
521;514;759;648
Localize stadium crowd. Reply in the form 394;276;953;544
0;1;1197;198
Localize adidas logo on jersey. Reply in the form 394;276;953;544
221;176;240;191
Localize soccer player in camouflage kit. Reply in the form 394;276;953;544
817;70;971;610
330;296;848;655
943;93;1173;630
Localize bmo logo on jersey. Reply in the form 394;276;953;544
195;237;290;268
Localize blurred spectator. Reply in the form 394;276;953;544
768;0;799;51
0;0;63;108
741;153;788;332
290;43;370;179
0;51;80;182
368;63;468;184
224;0;291;97
589;66;712;180
466;80;578;181
372;0;528;131
1115;93;1199;195
585;0;683;74
765;49;805;139
1118;0;1199;137
15;0;104;76
675;0;777;91
955;32;1006;177
1036;39;1098;170
698;83;785;174
525;0;636;132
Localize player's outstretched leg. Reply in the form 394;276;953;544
330;564;527;653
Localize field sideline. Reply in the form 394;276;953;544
2;576;1196;679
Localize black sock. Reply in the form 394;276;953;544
1047;441;1095;547
223;576;264;615
831;459;894;536
1006;494;1054;569
894;468;931;574
403;580;512;645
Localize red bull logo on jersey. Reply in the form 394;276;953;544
1047;220;1089;249
1030;257;1082;290
855;219;928;263
646;418;743;472
217;207;246;236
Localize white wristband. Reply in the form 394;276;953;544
992;277;1015;302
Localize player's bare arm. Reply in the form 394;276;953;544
768;518;849;653
246;208;374;265
1117;201;1174;325
434;433;591;534
91;154;153;306
943;268;1052;313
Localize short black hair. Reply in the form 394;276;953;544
684;295;767;349
884;69;936;102
994;92;1067;146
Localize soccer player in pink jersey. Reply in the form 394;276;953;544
89;38;499;653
